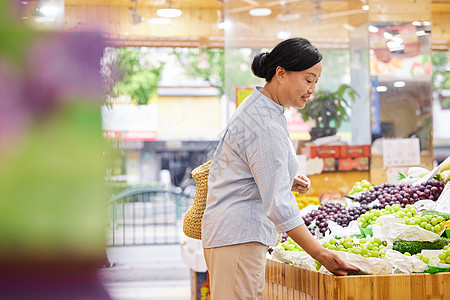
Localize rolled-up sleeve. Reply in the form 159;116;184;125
246;123;304;233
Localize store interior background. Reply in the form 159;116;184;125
19;0;450;196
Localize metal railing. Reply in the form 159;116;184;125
106;186;193;246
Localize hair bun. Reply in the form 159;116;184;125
251;51;269;79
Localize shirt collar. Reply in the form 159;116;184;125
255;86;284;114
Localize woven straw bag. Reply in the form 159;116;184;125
183;160;211;240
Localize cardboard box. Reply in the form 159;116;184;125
310;146;341;158
338;157;369;171
341;145;370;158
322;157;337;171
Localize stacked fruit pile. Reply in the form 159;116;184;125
293;192;320;210
302;202;369;236
353;179;444;207
322;236;387;259
348;179;374;196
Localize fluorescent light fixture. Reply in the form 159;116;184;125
412;21;422;26
368;25;379;33
393;81;406;88
376;86;388;92
148;18;171;25
416;30;427;36
249;8;272;17
39;4;61;16
277;31;291;39
362;5;370;11
21;1;28;4
157;8;182;18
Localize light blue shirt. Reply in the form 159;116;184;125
202;87;304;248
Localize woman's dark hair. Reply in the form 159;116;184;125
251;37;323;82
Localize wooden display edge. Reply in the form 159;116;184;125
265;258;450;300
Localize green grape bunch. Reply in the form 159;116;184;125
349;180;374;196
322;236;387;259
439;244;450;264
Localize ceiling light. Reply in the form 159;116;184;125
362;5;370;11
416;30;427;36
368;25;379;33
376;86;387;92
386;41;404;51
423;21;431;26
412;21;422;26
157;8;182;18
249;8;272;17
393;81;406;88
277;31;291;39
148;18;171;25
39;4;61;16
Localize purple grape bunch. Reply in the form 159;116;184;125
302;202;369;236
354;180;445;208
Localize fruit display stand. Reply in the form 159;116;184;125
264;258;450;300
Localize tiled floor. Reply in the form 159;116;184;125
100;245;192;300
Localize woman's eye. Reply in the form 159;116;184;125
306;80;312;84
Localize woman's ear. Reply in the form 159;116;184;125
275;66;286;83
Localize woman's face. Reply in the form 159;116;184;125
280;61;322;109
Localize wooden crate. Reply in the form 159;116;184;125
265;259;450;300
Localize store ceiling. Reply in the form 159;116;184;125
65;0;450;12
61;0;450;49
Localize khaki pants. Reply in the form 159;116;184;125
203;242;268;300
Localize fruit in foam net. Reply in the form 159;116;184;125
357;204;446;234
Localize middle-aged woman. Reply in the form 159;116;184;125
202;37;358;300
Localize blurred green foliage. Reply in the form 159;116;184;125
0;103;107;254
110;48;164;104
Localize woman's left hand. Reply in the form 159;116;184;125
291;174;310;195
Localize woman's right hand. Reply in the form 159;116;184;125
315;248;359;276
